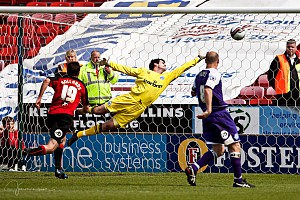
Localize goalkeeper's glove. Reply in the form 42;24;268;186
99;58;110;67
198;50;206;60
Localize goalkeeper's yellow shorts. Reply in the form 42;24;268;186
104;93;146;128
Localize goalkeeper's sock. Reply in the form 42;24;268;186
77;124;102;138
25;145;46;156
192;150;215;172
230;152;243;183
54;144;64;170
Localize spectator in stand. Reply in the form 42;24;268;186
78;50;119;106
0;116;26;171
268;39;300;106
55;49;82;75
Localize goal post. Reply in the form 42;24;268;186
0;0;300;173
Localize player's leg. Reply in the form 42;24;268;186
54;136;68;179
24;138;58;156
67;118;118;146
185;144;222;186
228;142;254;188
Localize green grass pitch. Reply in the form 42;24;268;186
1;172;299;200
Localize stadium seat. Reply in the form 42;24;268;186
225;99;247;105
31;13;53;26
0;46;18;63
0;36;17;47
36;24;59;46
26;2;47;7
0;0;14;6
54;13;77;34
87;0;107;7
7;14;32;26
45;35;56;45
23;36;41;48
15;0;35;6
248;99;272;105
0;25;12;36
73;2;95;7
12;25;35;36
36;24;59;36
257;74;269;88
73;2;95;21
265;87;276;99
239;86;265;99
50;2;71;7
25;47;40;58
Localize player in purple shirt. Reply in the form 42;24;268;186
185;51;254;188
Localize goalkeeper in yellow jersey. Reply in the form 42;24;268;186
67;50;206;146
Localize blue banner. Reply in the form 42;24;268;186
25;133;167;172
260;106;300;134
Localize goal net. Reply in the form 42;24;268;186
1;0;300;174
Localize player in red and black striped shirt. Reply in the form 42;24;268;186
24;62;89;179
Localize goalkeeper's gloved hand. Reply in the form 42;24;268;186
198;50;206;60
99;58;110;67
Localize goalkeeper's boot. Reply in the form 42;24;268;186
55;169;68;179
233;179;255;188
185;165;196;186
67;130;79;146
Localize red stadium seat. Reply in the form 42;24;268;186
7;14;32;26
0;0;14;6
257;74;269;88
36;24;59;46
25;47;40;58
0;25;12;36
26;2;47;7
239;86;265;99
54;13;77;34
36;24;59;36
73;2;95;7
73;2;94;21
45;35;57;45
87;0;107;7
0;46;18;62
50;2;71;7
0;36;17;47
249;99;272;105
15;0;35;6
31;13;53;26
265;87;276;99
225;99;247;105
12;25;35;36
23;36;41;48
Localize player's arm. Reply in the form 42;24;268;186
100;58;142;77
169;50;206;80
196;86;213;119
35;78;51;110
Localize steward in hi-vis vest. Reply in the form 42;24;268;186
268;39;300;106
78;50;119;105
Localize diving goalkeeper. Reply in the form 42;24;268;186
67;50;206;146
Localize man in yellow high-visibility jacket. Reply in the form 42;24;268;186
78;50;119;106
268;39;300;106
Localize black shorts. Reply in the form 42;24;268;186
46;114;73;143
